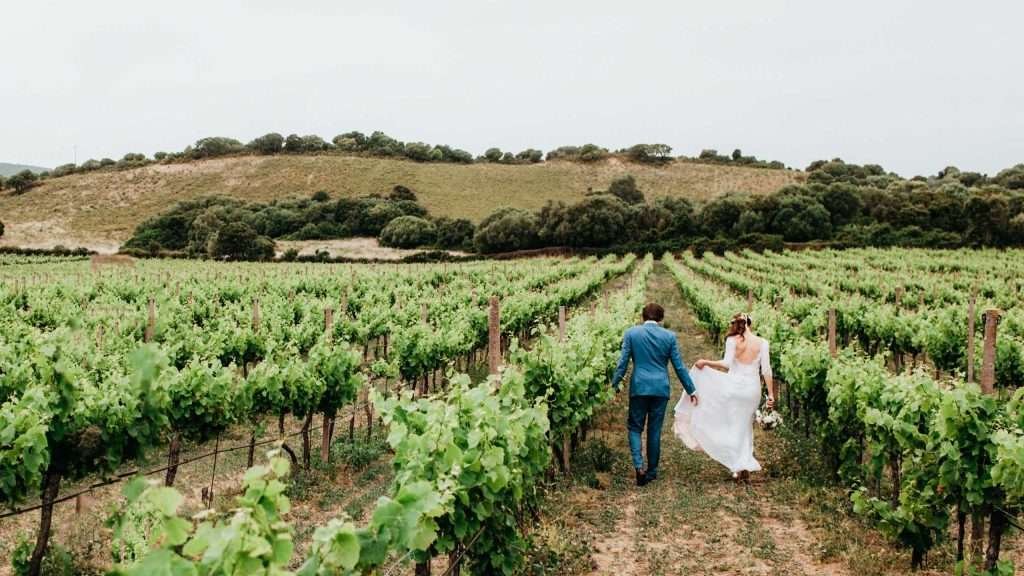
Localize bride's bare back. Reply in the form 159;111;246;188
732;334;763;365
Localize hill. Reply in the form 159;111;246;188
0;162;49;177
0;155;801;252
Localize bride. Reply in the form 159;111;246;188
673;312;774;481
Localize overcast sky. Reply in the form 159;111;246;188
3;0;1022;177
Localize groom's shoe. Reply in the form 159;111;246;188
635;469;648;487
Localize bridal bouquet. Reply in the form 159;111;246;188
755;400;783;430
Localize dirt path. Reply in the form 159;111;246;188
537;263;948;576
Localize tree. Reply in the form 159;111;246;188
388;185;417;202
819;183;864;227
1010;213;1024;245
484;148;503;162
0;175;5;190
771;195;833;242
653;197;697;240
193;136;245;158
332;131;367;151
311;190;330;202
699;193;748;236
993;164;1024;190
516;149;543;163
52;164;76;177
284;134;304;153
964;192;1011;246
403;142;433;162
434;217;475;250
732;149;743;161
118;153;148;168
734;210;766;235
248;133;284;155
365;131;404;156
607;175;645;205
579;143;609;162
208;222;275;260
625;143;672;164
7;169;38;194
474;207;539;253
0;219;4;238
563;195;631;247
379;216;437;248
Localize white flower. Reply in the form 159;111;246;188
755;399;784;430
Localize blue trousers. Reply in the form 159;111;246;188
627;395;668;479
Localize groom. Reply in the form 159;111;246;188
611;303;698;486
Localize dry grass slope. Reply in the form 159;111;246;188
0;155;802;251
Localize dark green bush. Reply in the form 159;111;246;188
434;217;475;250
247;132;284;155
379;216;437;248
208;222;275;260
474;207;539;253
193;136;246;158
607;175;645;205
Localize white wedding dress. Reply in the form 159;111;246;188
673;336;771;474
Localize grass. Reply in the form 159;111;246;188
0;155;802;250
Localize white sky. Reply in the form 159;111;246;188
2;0;1022;177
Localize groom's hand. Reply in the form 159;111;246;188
689;394;699;406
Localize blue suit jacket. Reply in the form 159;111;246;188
611;322;696;398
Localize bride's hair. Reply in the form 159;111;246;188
726;312;752;340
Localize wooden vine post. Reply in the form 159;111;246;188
979;309;999;394
488;296;501;376
252;298;261;331
975;308;1002;568
746;288;754;312
321;307;334;464
558;306;571;474
144;297;156;343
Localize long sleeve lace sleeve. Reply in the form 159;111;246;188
760;340;773;379
722;336;736;367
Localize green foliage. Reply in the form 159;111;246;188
606;174;645;205
433;217;475;250
474;207;539;253
624;143;672;164
12;537;76;576
110;454;296;576
124;192;432;254
7;169;38;194
771;194;833;242
208;222;276;261
379;216;437;249
248;133;285;155
193;137;246;158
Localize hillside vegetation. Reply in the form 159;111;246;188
0;154;800;251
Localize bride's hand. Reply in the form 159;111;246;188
694;359;707;369
766;396;775;410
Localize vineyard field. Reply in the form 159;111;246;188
1;249;1022;575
